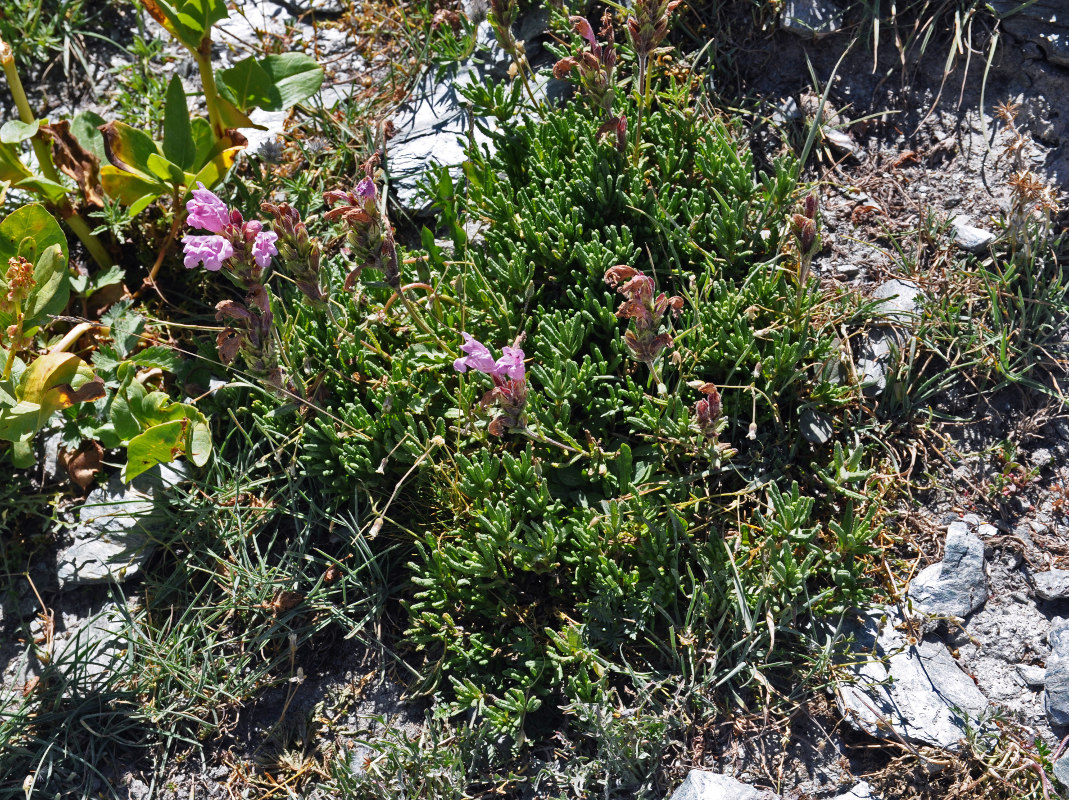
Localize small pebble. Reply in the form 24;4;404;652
951;215;996;253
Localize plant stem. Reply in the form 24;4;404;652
631;54;651;167
2;312;22;380
195;41;225;141
2;41;114;268
397;290;455;355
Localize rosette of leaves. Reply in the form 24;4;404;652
0;204;105;467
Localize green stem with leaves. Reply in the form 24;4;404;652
1;40;114;269
631;55;652;167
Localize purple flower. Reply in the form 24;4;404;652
453;333;498;374
182;234;234;271
186;183;231;234
355;176;377;199
252;230;278;269
494;346;525;380
571;15;597;46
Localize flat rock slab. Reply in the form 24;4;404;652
951;215;996;253
832;782;880;800
1035;569;1069;601
387;22;512;210
780;0;844;39
1045;618;1069;725
835;606;989;751
907;522;988;618
56;464;187;588
990;0;1069;68
668;771;780;800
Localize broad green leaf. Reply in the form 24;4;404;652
139;0;227;52
128;194;159;217
218;57;274;113
189;117;215;171
124;419;186;481
99;121;162;178
0;400;41;443
187;144;244;190
11;438;33;468
187;415;211;466
0;143;33;185
0;119;40;144
218;53;323;113
12;176;68;203
259;53;324;109
0;204;68;266
24;244;69;326
130;346;181;372
0;352;103;442
146;152;185;185
110;391;141;441
70;111;107;163
214;93;260;130
100;165;165;206
163;75;195;170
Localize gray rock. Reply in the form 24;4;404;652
1017;664;1046;687
832;782;879;800
55;464;188;588
669;771;780;800
908;526;988;618
856;328;899;397
1035;570;1069;601
1029;447;1053;469
239;107;290;160
51;599;132;693
989;0;1069;68
977;523;998;538
951;215;996;253
771;96;801;125
387;21;527;209
822;126;861;157
1046;619;1069;724
1054;753;1069;786
835;606;990;751
780;0;844;39
800;408;833;445
872;279;922;320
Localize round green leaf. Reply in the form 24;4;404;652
123;419;186;482
0;203;68;266
0;119;40;144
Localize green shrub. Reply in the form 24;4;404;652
259;93;881;740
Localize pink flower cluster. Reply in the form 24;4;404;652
453;333;525;381
182;183;278;273
454;334;527;436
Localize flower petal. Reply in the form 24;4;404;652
252;230;278;269
453;332;498;374
186;182;231;234
493;346;525;381
182;234;234;271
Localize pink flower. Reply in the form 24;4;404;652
355;177;377;199
186;183;231;234
252;230;278;269
494;346;525;381
182;234;234;271
453;333;498;374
